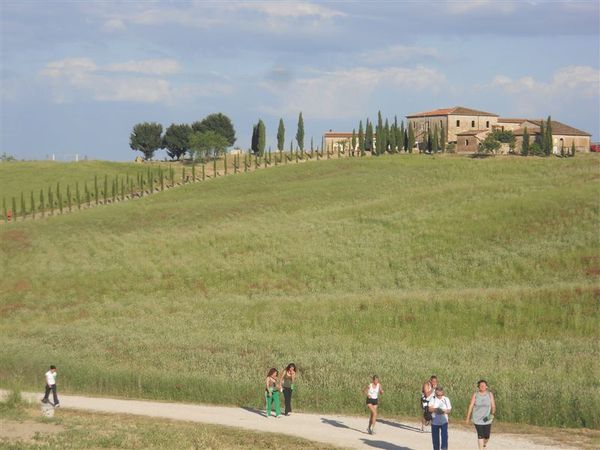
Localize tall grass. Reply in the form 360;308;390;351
0;154;598;428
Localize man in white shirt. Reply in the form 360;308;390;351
41;365;59;407
428;386;451;450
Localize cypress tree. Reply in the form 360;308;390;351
365;119;373;153
103;175;108;204
85;183;90;206
570;141;576;157
384;118;390;153
390;117;397;153
311;136;314;152
427;126;433;153
440;123;446;152
399;121;405;152
76;182;81;209
521;127;530;156
539;121;546;155
251;123;259;155
40;189;45;217
20;192;26;219
277;118;285;151
56;182;62;214
94;175;99;205
358;120;365;155
67;185;72;211
296;112;304;151
433;124;440;153
48;186;53;215
546;116;553;156
258;119;266;156
30;191;35;218
376;111;383;155
408;122;415;153
351;129;357;155
12;197;17;221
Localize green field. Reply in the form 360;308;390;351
1;154;598;429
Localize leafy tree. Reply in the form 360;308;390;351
296;112;304;151
189;130;228;161
277;118;285;151
530;142;544;156
257;119;266;156
163;123;191;160
521;127;530;156
192;113;236;147
358;120;365;153
478;134;501;154
130;122;163;160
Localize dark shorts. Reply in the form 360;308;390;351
475;424;492;439
366;398;378;406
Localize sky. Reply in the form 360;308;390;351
1;0;599;161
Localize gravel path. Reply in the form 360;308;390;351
7;391;575;450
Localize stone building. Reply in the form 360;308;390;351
323;107;592;154
323;131;356;153
406;106;499;149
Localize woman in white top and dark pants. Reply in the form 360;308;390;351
428;386;451;450
363;375;384;435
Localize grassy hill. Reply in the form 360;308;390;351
1;154;598;428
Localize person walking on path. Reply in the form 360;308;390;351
363;375;384;435
421;375;438;431
280;363;296;416
465;380;496;450
428;386;451;450
265;368;281;417
41;365;59;407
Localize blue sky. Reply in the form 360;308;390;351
1;0;599;161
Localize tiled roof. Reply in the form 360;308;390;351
497;118;529;123
407;106;498;118
456;130;489;136
324;132;353;137
527;120;591;136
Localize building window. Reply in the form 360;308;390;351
466;139;469;146
486;121;490;128
456;120;460;127
471;120;475;127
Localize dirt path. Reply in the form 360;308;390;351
3;391;575;450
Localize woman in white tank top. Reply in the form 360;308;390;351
363;375;384;435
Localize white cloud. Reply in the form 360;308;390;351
105;59;181;75
491;65;599;98
489;65;599;115
231;1;345;19
262;66;445;119
445;0;516;15
361;45;439;65
39;57;231;104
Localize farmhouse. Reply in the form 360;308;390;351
406;107;591;153
324;107;592;154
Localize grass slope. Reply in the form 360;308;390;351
1;154;598;428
